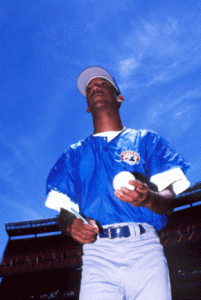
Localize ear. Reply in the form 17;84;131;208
117;95;124;104
87;106;91;113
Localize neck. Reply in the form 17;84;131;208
92;108;124;134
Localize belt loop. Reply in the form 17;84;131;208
127;223;135;237
134;224;141;237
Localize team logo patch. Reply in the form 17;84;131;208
120;150;140;165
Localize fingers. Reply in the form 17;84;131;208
88;219;99;233
114;180;149;207
70;218;99;244
128;180;147;191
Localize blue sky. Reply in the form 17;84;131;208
0;0;201;260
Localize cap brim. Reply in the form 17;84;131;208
77;66;120;97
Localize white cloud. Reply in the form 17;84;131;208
145;89;200;135
119;58;138;77
0;160;20;186
0;196;44;222
117;11;201;89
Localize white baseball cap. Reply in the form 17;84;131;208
77;66;120;97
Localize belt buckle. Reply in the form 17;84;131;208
107;226;122;239
107;227;113;239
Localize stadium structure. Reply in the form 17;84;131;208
0;183;201;300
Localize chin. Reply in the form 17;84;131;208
92;99;106;107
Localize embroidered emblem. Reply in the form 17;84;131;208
120;150;140;165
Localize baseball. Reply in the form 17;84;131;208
113;171;135;190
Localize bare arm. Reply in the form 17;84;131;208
58;208;99;244
114;180;175;215
58;208;75;236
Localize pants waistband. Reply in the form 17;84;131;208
99;224;146;239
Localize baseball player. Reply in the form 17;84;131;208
45;66;190;300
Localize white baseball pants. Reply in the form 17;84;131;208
79;223;171;300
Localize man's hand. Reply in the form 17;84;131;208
114;180;149;207
114;179;174;215
58;208;99;243
68;218;99;244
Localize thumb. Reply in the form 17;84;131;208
89;220;99;233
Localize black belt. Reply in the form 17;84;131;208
99;224;146;239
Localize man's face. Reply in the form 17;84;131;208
86;77;118;112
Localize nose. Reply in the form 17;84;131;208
92;84;101;93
